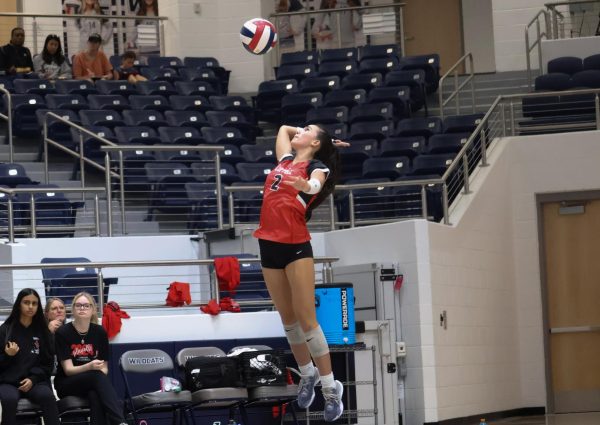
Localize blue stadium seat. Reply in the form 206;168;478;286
174;80;217;97
147;56;184;69
379;136;426;159
280;50;319;66
122;109;167;129
54;79;97;96
36;109;80;149
349;120;394;142
299;76;340;95
367;87;411;120
201;127;250;147
8;94;46;137
362;156;410;179
0;163;35;187
583;54;600;71
395;117;442;138
155;149;204;166
95;80;137;96
276;63;317;82
87;94;130;112
144;162;198;219
521;95;561;118
547;56;583;75
253;79;298;123
335;178;391;223
281;92;323;126
141;67;181;84
45;94;88;111
114;126;161;145
70;126;114;165
191;162;240;184
320;47;358;63
341;72;382;92
359;44;399;61
317;60;357;79
323;88;366;109
178;68;222;93
128;94;170;111
241;144;276;164
0;78;14;92
398;54;441;94
136;80;177;96
349;102;394;124
14;79;55;95
185;181;227;231
338;139;377;181
229;182;263;224
183;56;231;93
358;57;399;76
197;144;244;165
384;69;427;112
321;122;348;140
169;95;212;112
443;113;484;133
410;154;455;176
205;110;262;140
164;110;209;130
571;70;600;88
236;162;273;182
209;95;255;123
427;133;470;154
534;73;573;91
118;149;156;190
306;106;348;125
158;126;205;145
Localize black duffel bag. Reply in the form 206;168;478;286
184;356;244;391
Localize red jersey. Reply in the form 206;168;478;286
253;154;329;243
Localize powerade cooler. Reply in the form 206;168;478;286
315;283;355;345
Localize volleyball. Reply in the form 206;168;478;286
240;18;278;55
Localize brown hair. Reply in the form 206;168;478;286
71;292;99;324
44;297;65;318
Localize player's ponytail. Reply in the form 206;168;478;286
306;125;340;221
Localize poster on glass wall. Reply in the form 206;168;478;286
62;0;159;59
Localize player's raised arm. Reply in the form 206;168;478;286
276;125;300;161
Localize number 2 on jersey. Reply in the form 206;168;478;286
270;174;283;191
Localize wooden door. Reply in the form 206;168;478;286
401;0;463;74
543;200;600;413
0;0;18;47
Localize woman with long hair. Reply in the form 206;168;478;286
0;288;59;425
127;0;159;56
276;0;307;52
33;34;72;80
54;292;126;425
44;297;66;334
77;0;113;55
253;125;349;422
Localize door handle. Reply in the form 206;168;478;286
550;326;600;334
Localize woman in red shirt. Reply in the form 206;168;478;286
254;125;349;422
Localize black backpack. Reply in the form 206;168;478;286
184;356;243;390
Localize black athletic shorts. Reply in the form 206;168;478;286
258;239;314;269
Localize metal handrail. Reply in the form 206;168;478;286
525;9;550;89
0;256;339;313
0;186;105;243
438;52;475;120
269;3;405;17
0;87;13;162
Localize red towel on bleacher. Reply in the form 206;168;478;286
166;282;192;307
214;257;240;294
102;301;130;340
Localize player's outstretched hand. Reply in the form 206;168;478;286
333;139;350;148
283;175;310;192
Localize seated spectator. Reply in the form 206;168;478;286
33;34;72;80
54;292;126;425
72;33;113;81
0;288;59;425
113;50;147;83
2;27;33;75
276;0;307;53
45;297;66;334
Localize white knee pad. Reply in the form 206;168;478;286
284;321;306;345
305;325;329;358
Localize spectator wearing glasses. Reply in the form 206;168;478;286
33;34;72;80
72;33;113;81
0;288;60;425
44;297;67;334
54;292;126;425
2;27;33;75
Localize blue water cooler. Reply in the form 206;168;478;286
315;283;355;345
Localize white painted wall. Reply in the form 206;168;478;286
462;0;497;73
541;36;600;72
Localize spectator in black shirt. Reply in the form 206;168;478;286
0;288;59;425
2;27;33;75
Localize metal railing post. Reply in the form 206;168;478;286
595;94;600;130
79;132;86;201
336;12;342;49
329;194;336;231
97;268;105;313
30;194;36;238
94;194;100;237
228;192;235;228
211;268;220;305
214;153;223;229
32;17;38;55
420;185;428;219
118;152;126;235
0;87;14;162
536;18;543;73
454;70;460;115
399;5;406;56
442;183;450;225
509;101;516;136
469;54;476;113
104;153;113;237
43;121;49;184
462;157;470;194
501;102;507;137
480;128;488;167
159;21;166;56
349;191;355;228
7;198;14;243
